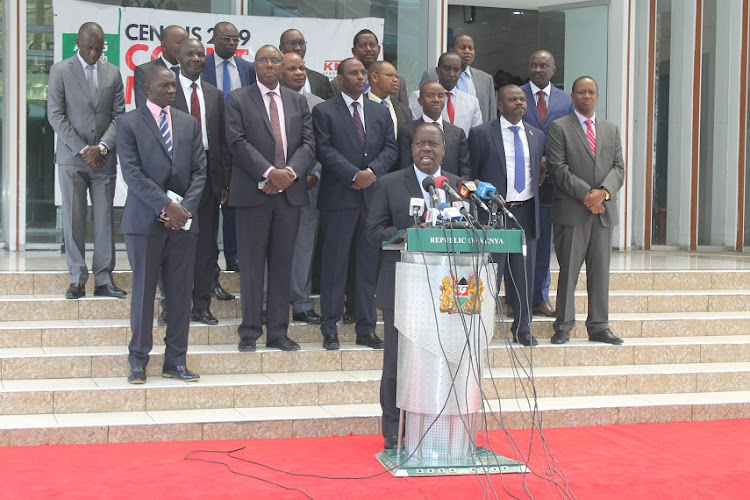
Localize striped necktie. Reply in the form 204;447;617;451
159;108;173;159
585;119;596;156
352;102;365;144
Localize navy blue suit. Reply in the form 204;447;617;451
470;119;544;336
521;82;574;307
313;94;397;337
201;53;256;89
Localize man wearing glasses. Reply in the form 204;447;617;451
546;76;625;346
278;29;334;100
366;61;412;141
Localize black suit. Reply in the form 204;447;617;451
133;58;171;109
365;167;461;437
307;69;335;100
225;84;315;342
313;94;397;337
397;118;471;178
469;119;544;336
173;78;231;311
117;105;206;369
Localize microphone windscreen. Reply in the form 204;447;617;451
422;176;436;191
433;175;450;189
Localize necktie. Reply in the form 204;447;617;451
446;91;455;124
159;108;173;159
457;71;469;93
86;65;97;100
268;91;286;168
585;119;596;156
352;102;365;144
170;65;180;80
222;60;231;102
536;90;547;124
509;125;525;193
381;99;389;109
190;82;201;136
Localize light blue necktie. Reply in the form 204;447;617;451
457;71;469;94
509;125;525;193
159;109;173;159
170;65;180;81
381;99;388;108
222;60;231;102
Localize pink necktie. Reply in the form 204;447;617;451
585;119;596;156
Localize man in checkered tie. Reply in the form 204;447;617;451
546;76;625;346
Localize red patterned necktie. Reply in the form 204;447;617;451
536;90;547;123
446;91;455;124
190;82;201;136
352;102;366;144
585;119;596;156
268;91;286;168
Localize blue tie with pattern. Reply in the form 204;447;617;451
159;109;173;159
222;60;231;102
509;125;525;193
457;71;469;94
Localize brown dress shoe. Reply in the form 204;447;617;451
532;300;556;317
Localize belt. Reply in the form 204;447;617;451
505;198;533;208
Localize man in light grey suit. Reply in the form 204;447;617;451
280;52;325;325
546;76;625;345
117;65;206;384
409;53;481;137
47;22;126;299
420;34;497;123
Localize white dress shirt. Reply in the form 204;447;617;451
178;73;209;151
341;92;366;132
367;92;398;138
499;116;532;202
413;166;445;207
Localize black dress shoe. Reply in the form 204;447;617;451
292;309;322;324
65;283;85;299
226;261;240;272
322;334;340;350
94;283;127;298
343;311;356;324
210;281;235;301
266;335;301;351
191;308;219;325
551;330;570;344
513;331;539;346
589;329;624;345
128;366;146;384
384;435;400;450
238;337;257;352
162;365;200;381
157;308;167;326
356;332;384;349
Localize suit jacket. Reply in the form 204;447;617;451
202;53;257;90
117;106;206;235
420;66;497;122
397;118;471;178
546;112;625;227
225;84;316;207
307;69;335;100
408;88;482;137
468;119;545;239
313;94;398;210
133;58;169;109
365;168;461;310
332;73;409;107
173;79;231;199
47;55;125;168
302;91;325;175
366;93;411;140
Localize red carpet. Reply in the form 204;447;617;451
1;420;748;499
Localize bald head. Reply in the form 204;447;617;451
280;52;307;91
528;50;556;89
279;29;307;58
160;25;188;65
76;23;104;66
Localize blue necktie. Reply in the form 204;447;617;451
457;71;469;94
509;125;525;193
170;65;180;81
222;60;231;102
381;99;388;109
159;109;173;159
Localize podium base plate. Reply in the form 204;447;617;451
375;446;527;477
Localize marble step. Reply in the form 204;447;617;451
2;269;750;296
1;337;748;380
0;362;747;415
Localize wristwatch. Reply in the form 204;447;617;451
601;187;611;201
98;144;108;156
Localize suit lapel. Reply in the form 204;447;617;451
570;113;595;160
173;84;188;113
334;95;363;148
523;84;542;125
404;168;423;199
280;87;295;144
488;120;508;191
250;85;273;136
69;58;95;106
140;106;172;160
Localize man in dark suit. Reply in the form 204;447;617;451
546;76;625;346
521;50;575;319
47;22;126;300
332;30;409;107
133;25;188;109
225;45;316;352
420;34;497;123
202;21;257;275
469;85;545;346
172;39;232;326
397;81;471;178
278;28;334;100
313;57;398;351
365;123;461;449
117;65;206;384
367;61;412;139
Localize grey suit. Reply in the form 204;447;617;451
117;105;206;369
47;55;125;287
408;88;482;137
420;66;497;123
546;112;625;335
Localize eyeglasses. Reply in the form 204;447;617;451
573;90;599;96
256;57;282;65
216;36;240;43
282;40;307;47
374;72;399;80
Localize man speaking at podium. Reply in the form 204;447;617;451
365;123;461;450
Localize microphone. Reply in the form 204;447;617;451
421;176;441;211
475;180;519;226
457;180;491;213
433;175;462;203
409;197;425;226
439;202;462;222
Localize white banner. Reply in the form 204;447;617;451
52;0;384;204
